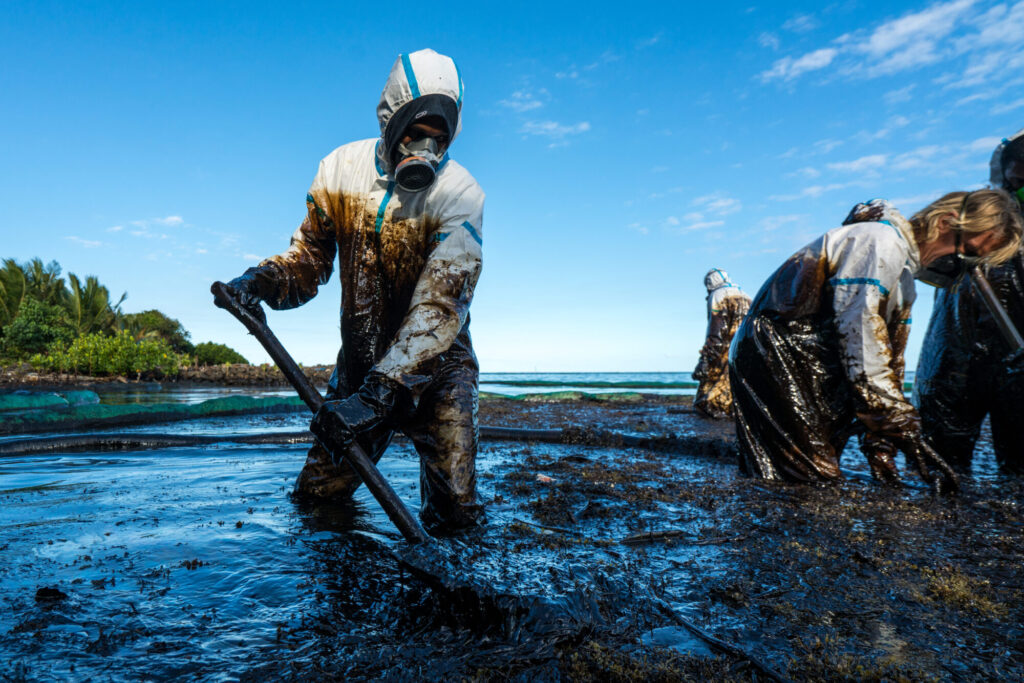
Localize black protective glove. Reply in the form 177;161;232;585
693;355;709;382
862;435;903;487
1003;347;1024;377
894;436;960;496
214;266;276;324
310;373;406;464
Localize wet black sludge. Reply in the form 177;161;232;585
1;403;1022;680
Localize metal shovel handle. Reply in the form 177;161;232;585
972;267;1024;351
211;281;428;544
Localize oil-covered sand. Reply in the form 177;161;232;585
2;395;1022;681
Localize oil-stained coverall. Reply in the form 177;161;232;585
693;269;751;419
227;50;485;532
914;129;1024;471
729;200;925;483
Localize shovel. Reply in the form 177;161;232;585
211;281;428;544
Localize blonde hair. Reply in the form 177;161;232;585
912;190;1023;265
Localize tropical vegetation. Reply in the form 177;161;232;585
0;257;248;376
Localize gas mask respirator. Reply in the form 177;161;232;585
917;249;967;288
395;137;442;193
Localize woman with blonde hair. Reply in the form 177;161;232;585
729;190;1022;492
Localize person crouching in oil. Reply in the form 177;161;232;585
729;192;1022;493
693;269;751;419
214;49;485;535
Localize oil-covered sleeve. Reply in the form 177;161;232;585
700;290;730;362
372;181;485;392
251;160;338;310
828;225;919;438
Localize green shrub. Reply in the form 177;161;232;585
120;309;194;354
32;330;182;378
194;341;248;366
2;299;76;358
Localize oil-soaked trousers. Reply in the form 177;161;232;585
694;297;749;419
294;327;483;533
915;255;1024;471
730;315;863;481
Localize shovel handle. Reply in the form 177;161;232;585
211;281;428;544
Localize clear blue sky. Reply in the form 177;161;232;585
2;0;1022;370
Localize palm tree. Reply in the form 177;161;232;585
64;273;126;336
0;259;27;330
23;258;67;305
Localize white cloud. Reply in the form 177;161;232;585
783;14;819;33
769;182;859;201
154;215;184;226
884;84;916;104
759;0;1024;88
107;225;123;232
66;236;101;248
677;220;724;232
243;253;262;262
758;32;781;50
827;154;889;173
520;120;591;139
760;47;838;81
692;192;742;215
993;98;1024;114
627;222;649;235
498;89;545;112
814;139;843;155
637;32;662;48
758;214;806;231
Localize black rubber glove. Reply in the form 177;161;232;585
214;267;276;324
310;373;405;464
896;436;960;496
862;435;903;487
693;355;709;382
1003;348;1024;376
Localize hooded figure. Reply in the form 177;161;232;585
730;193;1021;489
693;269;751;418
914;129;1024;471
216;49;485;533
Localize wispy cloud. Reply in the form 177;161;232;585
692;192;742;215
993;97;1024;114
760;47;838;82
783;13;819;33
827;153;889;174
760;0;1024;87
758;214;807;232
520;120;591;145
498;89;546;112
758;32;781;50
66;236;101;248
769;181;862;201
636;32;663;49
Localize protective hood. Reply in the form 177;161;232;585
376;49;464;175
989;127;1024;189
704;268;732;293
843;198;921;274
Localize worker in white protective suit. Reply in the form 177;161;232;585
215;49;485;533
693;269;751;419
729;192;1022;492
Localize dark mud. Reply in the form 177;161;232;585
1;399;1022;680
